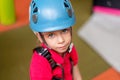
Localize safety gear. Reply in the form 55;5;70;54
29;0;76;32
34;47;57;69
34;46;73;80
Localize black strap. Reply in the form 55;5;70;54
34;47;57;69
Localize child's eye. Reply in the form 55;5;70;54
62;29;68;33
48;33;54;38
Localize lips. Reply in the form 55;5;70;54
59;45;68;50
59;46;66;49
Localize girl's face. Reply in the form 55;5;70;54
41;28;72;54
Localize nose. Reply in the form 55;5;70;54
57;35;65;44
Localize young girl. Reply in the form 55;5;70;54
29;0;82;80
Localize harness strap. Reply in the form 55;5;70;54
34;47;57;69
33;47;73;80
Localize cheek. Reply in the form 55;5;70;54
44;38;56;47
47;40;54;45
65;34;72;42
46;41;57;50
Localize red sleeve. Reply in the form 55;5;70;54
70;46;79;65
30;52;52;80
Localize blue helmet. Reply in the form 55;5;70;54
29;0;76;32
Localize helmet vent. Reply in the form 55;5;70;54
31;0;38;24
32;0;34;4
32;14;37;24
64;1;72;18
32;0;35;8
31;0;38;13
33;7;38;13
64;2;69;7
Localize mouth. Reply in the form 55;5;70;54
59;46;66;49
59;45;68;50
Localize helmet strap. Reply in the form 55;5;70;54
39;32;51;48
39;32;47;44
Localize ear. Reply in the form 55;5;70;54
34;32;43;43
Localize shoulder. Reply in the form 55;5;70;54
30;51;53;79
30;51;52;71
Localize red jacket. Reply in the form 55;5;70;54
30;43;78;80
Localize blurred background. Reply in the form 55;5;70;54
0;0;120;80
